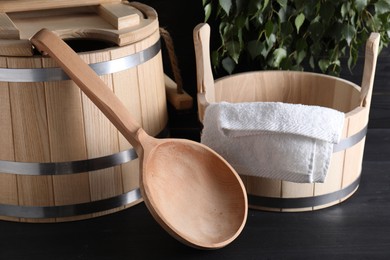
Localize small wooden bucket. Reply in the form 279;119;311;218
0;1;168;222
194;23;379;212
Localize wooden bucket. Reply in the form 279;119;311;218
0;1;168;222
194;23;379;212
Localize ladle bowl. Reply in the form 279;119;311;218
31;29;248;249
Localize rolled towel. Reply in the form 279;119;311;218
201;102;345;183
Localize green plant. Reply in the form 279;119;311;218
203;0;390;75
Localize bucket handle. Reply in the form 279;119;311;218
193;23;381;110
194;23;215;106
359;32;380;108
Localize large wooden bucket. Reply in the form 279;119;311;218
0;1;168;222
194;23;379;212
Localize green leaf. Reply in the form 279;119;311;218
355;0;367;12
226;40;241;63
296;50;306;65
375;0;390;15
309;55;315;69
222;56;236;74
341;2;349;18
256;13;264;24
247;40;264;59
206;0;390;77
271;48;287;67
262;0;269;12
265;21;274;38
204;3;212;22
261;45;271;59
265;33;276;49
211;51;219;68
278;7;287;22
295;13;305;34
342;23;356;45
318;59;330;73
235;14;247;28
277;0;287;10
348;47;358;70
219;0;232;15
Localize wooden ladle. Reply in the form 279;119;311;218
31;29;247;249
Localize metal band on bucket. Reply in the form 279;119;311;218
0;149;137;176
0;127;168;175
246;125;367;209
0;188;142;219
333;125;368;153
0;127;168;219
248;175;360;209
0;39;161;82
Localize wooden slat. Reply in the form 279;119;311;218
8;7;113;40
0;39;33;56
110;43;142;196
0;57;19;222
136;30;167;135
0;13;19;39
42;56;92;222
341;107;370;190
281;182;314;212
245;176;282;212
80;51;124;218
0;2;158;57
8;56;54;223
0;0;121;13
97;3;140;30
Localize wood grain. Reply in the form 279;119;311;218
0;57;19;222
1;2;158;56
0;0;121;12
135;30;167;136
110;42;142;197
0;6;165;222
0;129;389;258
165;74;193;110
31;29;247;249
194;23;380;212
7;56;54;223
0;13;19;39
42;55;92;222
97;3;140;30
79;50;124;218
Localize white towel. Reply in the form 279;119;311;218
201;102;345;183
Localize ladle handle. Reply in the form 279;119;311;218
193;23;215;122
31;29;143;150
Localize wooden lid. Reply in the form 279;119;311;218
0;1;158;56
0;0;122;13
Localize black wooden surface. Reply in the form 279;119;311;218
0;129;389;260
